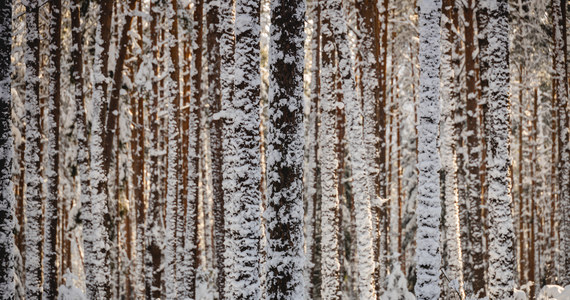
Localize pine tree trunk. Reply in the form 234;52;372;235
552;0;570;284
24;1;43;297
485;0;515;297
145;0;164;297
44;0;62;297
0;0;15;297
265;0;305;298
319;0;341;297
415;0;442;299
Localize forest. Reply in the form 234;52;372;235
0;0;569;299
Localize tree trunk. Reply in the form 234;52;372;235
265;0;305;298
24;1;43;298
485;0;516;297
0;0;15;297
415;0;442;299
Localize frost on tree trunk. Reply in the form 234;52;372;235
0;0;15;298
44;0;61;297
163;0;181;297
145;1;164;297
220;0;235;298
440;0;464;298
205;1;226;298
88;0;114;297
24;1;43;298
552;0;570;284
326;0;376;298
265;0;305;298
485;0;515;298
319;0;341;297
223;0;262;298
415;0;442;299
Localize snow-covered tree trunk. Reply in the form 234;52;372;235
305;1;321;298
319;0;341;297
0;0;15;297
415;0;442;299
163;0;180;297
326;0;377;297
440;0;464;298
44;0;61;297
206;1;225;297
145;1;164;297
181;0;203;299
24;1;43;298
223;0;262;298
265;0;305;298
485;0;515;297
220;0;235;298
552;0;570;284
463;0;486;297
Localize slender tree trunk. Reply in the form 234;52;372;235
552;0;570;284
0;0;15;297
44;0;62;297
415;0;442;299
319;0;341;297
485;0;515;297
24;1;43;297
265;0;305;298
145;0;164;297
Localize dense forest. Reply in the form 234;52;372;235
0;0;569;299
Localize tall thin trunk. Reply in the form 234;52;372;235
464;0;485;297
440;0;464;297
265;0;305;298
485;0;515;297
0;0;15;297
319;0;341;297
24;1;42;298
44;0;62;297
552;0;570;283
415;0;442;299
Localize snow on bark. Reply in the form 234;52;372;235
440;0;464;298
88;0;114;297
552;0;570;284
485;0;515;298
0;0;15;297
415;0;442;299
220;0;235;298
24;1;43;298
44;0;62;297
145;1;164;298
223;0;262;298
265;0;305;298
163;0;181;297
205;1;226;298
326;0;376;297
319;2;341;298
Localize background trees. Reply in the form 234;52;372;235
1;0;568;299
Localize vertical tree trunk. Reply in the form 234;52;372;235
485;0;516;297
415;0;442;299
205;2;226;298
319;0;341;297
223;0;262;298
24;1;43;298
220;0;235;297
145;0;164;297
44;0;62;297
0;0;15;297
552;0;570;284
440;0;464;297
463;0;486;297
265;0;305;298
